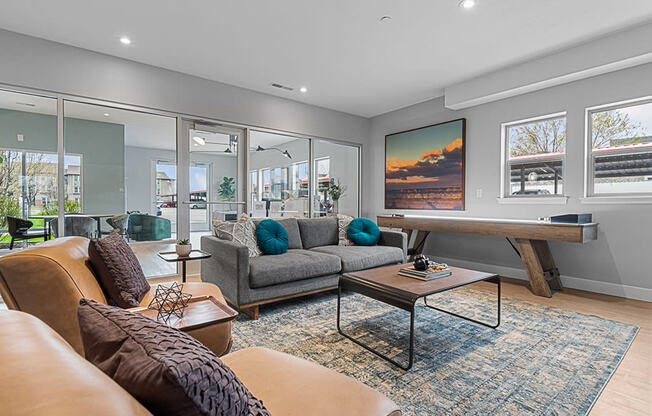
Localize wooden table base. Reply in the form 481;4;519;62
407;231;561;298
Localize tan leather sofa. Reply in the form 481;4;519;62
0;236;232;356
0;302;401;416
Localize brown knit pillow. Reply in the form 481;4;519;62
77;299;270;416
88;232;150;308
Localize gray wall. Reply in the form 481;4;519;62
366;62;652;301
0;109;125;215
0;29;369;146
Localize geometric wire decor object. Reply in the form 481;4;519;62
147;282;193;323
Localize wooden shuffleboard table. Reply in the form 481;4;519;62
377;215;598;298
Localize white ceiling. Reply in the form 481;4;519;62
1;0;651;117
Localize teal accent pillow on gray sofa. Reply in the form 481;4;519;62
256;219;289;255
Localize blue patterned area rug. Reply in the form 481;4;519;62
230;287;638;416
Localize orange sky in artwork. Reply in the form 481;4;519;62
386;137;462;184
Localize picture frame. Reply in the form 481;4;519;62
385;118;466;210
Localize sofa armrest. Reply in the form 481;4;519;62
378;229;407;261
200;236;249;306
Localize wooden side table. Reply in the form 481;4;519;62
157;249;212;283
130;295;238;330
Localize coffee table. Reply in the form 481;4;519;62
337;263;500;370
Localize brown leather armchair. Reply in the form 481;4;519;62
0;310;401;416
0;236;232;356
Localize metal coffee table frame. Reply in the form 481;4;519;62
337;273;500;371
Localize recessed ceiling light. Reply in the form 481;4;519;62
103;113;110;117
192;136;206;145
459;0;476;9
379;16;392;22
299;87;308;93
119;36;131;45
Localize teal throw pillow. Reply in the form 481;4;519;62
256;219;289;255
347;217;380;246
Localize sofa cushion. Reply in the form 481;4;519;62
347;218;380;246
88;232;150;308
310;245;404;273
222;347;401;416
77;299;270;416
297;217;338;249
255;218;303;249
249;249;341;289
256;219;288;255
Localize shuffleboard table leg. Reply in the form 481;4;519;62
408;230;430;261
532;240;563;291
515;238;553;297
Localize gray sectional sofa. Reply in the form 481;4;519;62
201;216;407;319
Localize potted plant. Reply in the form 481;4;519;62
176;239;192;257
327;178;347;215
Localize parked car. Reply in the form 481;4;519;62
512;189;551;196
190;203;207;209
162;201;176;208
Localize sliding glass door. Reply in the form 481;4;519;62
180;122;242;245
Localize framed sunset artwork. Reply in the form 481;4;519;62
385;118;466;210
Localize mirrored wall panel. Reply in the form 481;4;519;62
248;130;310;218
312;139;359;217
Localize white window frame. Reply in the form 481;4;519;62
583;95;652;204
499;112;568;204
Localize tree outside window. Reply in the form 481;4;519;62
505;114;566;196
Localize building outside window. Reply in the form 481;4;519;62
501;113;566;197
291;161;308;198
587;98;652;195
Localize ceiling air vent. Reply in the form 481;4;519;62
270;83;294;91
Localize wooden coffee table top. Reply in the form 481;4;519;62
130;295;238;331
343;263;498;298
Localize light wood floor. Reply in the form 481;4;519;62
158;272;651;416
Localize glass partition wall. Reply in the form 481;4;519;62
313;139;359;217
249;130;311;218
62;100;178;278
0;90;58;253
0;87;361;281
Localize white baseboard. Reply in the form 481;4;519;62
434;256;652;303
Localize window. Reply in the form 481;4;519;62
290;161;308;198
587;98;652;196
501;113;566;198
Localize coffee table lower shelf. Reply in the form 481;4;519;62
337;268;500;371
